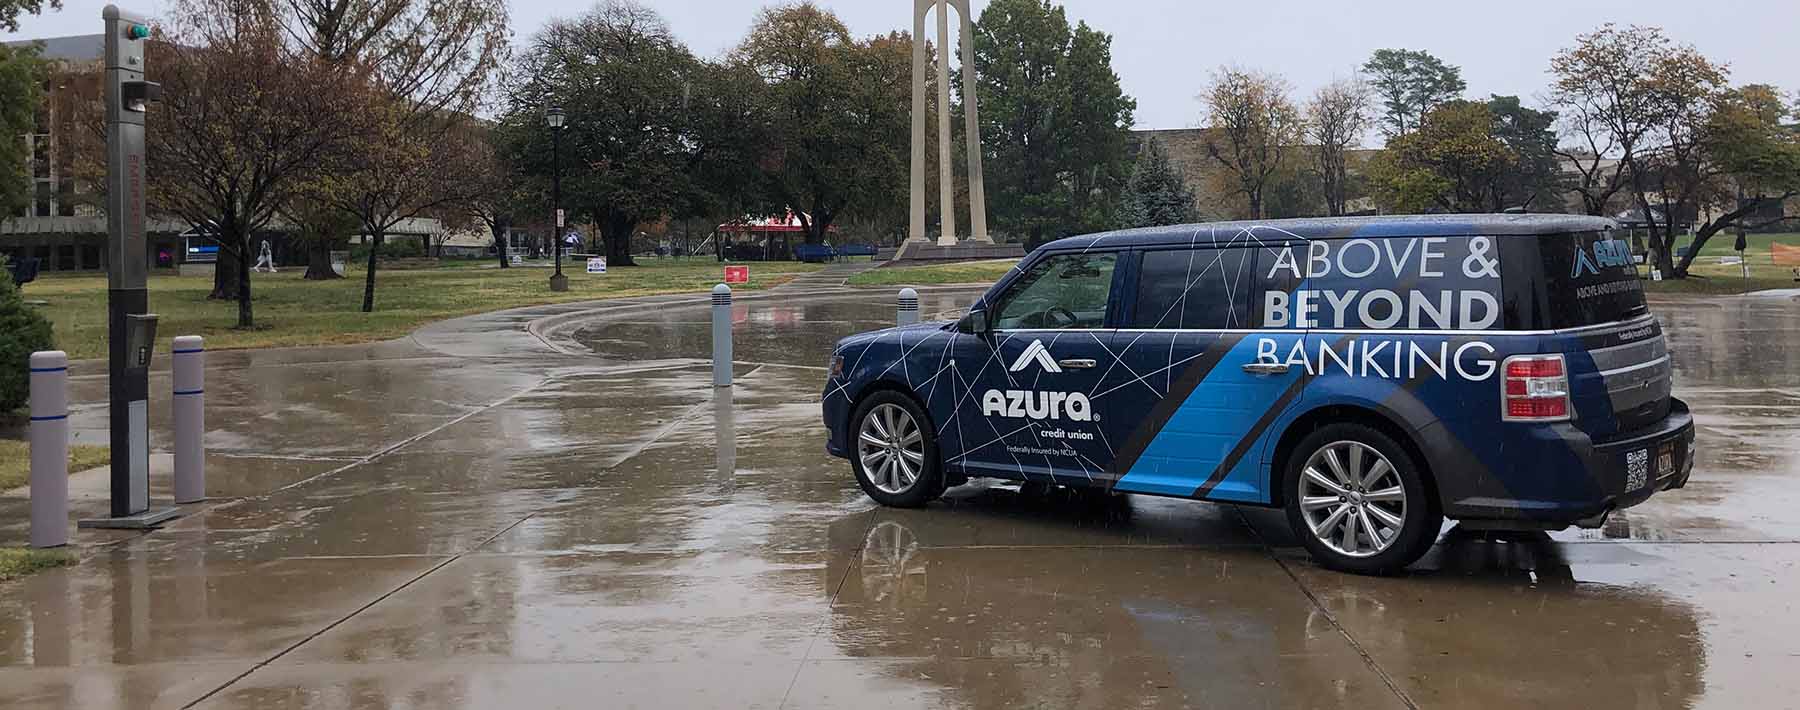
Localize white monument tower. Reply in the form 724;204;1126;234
909;0;990;247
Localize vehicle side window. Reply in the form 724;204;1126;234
994;253;1117;330
1131;247;1257;329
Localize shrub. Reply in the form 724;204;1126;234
0;258;57;411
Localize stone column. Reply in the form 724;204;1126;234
907;0;929;244
955;0;990;243
934;0;957;247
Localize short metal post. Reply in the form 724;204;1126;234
30;351;69;548
712;283;732;387
172;335;205;503
897;287;919;326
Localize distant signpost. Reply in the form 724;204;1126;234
586;256;607;274
724;265;749;284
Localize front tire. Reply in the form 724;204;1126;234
850;391;944;507
1283;423;1440;574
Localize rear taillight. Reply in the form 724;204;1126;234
1502;354;1571;422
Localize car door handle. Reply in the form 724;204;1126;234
1057;358;1097;369
1241;362;1290;375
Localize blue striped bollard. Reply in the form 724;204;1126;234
897;287;919;326
29;351;69;548
712;284;732;387
172;336;205;503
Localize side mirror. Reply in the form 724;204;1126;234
958;310;989;335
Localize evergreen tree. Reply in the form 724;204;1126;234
968;0;1135;247
1116;138;1196;229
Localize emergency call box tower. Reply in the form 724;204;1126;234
80;5;176;529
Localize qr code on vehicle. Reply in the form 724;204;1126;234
1625;449;1649;492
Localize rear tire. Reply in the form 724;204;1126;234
1282;423;1440;574
850;391;944;508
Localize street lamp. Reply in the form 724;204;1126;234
547;105;568;292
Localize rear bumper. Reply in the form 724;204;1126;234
1444;398;1695;524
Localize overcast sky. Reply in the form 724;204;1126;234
10;0;1798;130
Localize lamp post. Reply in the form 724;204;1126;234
547;105;568;292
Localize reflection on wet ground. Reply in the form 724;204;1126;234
1;289;1798;708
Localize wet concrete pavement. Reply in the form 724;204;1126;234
3;282;1799;709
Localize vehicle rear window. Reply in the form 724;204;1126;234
1531;231;1648;328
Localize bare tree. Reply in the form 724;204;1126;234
1306;77;1371;216
1201;66;1301;219
146;0;367;327
1550;24;1677;272
272;0;509;307
1552;99;1631;216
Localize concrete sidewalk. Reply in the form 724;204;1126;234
1;287;1797;709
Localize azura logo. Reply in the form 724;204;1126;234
1008;339;1061;373
1573;238;1634;278
982;340;1095;422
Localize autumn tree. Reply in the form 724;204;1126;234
1634;44;1732;277
1115;138;1195;228
1362;49;1465;138
1553;94;1633;217
271;0;508;307
1670;84;1800;275
1305;77;1371;216
459;126;524;268
1201;66;1300;220
146;1;366;327
1550;25;1687;273
735;3;911;247
970;0;1135;244
1368;100;1506;213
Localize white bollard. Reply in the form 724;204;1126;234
29;351;69;548
897;287;919;326
712;284;732;387
172;335;206;504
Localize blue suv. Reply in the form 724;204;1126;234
823;215;1694;573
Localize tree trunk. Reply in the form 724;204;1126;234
1672;195;1792;276
1248;191;1264;220
304;240;340;280
235;243;254;329
807;216;834;247
494;224;509;268
603;215;637;267
210;245;239;299
362;232;382;313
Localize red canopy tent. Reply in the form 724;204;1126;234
716;212;836;261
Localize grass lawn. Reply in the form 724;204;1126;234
0;547;77;581
0;441;110;490
20;258;823;360
1646;232;1800;295
847;259;1019;287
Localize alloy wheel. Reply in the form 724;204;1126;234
1297;441;1408;558
858;403;926;494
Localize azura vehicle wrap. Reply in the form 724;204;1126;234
824;215;1692;533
